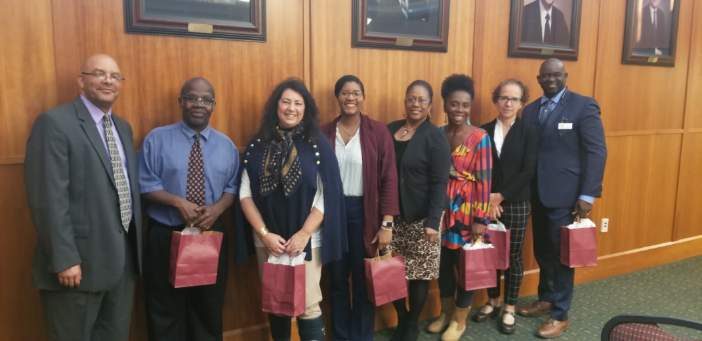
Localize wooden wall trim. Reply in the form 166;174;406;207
605;129;684;137
0;156;24;165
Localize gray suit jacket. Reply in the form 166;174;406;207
25;97;143;291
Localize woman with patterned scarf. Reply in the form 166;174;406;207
238;78;347;341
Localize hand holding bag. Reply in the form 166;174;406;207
261;253;306;317
364;251;408;306
560;218;598;268
169;227;224;288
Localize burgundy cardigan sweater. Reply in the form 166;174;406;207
321;113;400;257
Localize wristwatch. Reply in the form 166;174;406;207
381;221;394;231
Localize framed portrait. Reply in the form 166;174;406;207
622;0;680;66
508;0;582;60
124;0;266;42
352;0;450;52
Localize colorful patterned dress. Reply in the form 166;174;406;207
441;127;493;249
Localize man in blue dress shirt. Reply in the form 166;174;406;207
139;77;239;341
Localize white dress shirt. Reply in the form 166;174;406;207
539;1;554;42
335;125;364;196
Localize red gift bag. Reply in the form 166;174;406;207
364;253;408;306
459;243;497;290
261;260;306;317
169;229;223;288
560;219;598;268
487;221;510;270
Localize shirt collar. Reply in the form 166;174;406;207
80;95;112;125
540;1;553;16
179;121;211;141
540;87;567;105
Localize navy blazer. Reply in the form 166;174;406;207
521;90;607;208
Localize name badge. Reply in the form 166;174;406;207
558;122;573;130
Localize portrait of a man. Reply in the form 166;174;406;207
635;0;672;56
521;0;572;47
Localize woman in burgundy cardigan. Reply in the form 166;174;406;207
321;75;399;341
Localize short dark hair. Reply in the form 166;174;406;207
256;78;320;142
406;79;433;103
441;74;474;101
334;74;365;97
180;77;215;98
491;79;529;104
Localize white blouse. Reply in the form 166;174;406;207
335;125;364;196
239;169;324;248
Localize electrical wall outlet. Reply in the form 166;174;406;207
601;218;609;233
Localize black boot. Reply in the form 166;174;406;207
297;316;325;341
268;314;292;341
391;299;408;341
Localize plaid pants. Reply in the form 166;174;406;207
487;200;530;305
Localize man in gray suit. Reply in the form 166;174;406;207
25;54;142;341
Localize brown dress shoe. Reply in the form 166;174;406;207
516;300;553;317
536;318;569;339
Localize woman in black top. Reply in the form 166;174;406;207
472;79;538;334
387;80;451;341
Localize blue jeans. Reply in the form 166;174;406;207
328;196;374;341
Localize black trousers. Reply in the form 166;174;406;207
144;219;228;341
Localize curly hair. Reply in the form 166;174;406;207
255;78;320;142
491;79;529;104
440;74;474;101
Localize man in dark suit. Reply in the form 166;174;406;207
516;58;607;339
522;0;571;46
25;54;142;341
636;0;670;55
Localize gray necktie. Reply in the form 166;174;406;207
538;101;552;125
102;115;132;231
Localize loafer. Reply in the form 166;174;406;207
498;310;516;334
516;300;552;317
536;318;569;339
471;303;499;323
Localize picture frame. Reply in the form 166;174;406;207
124;0;266;42
622;0;680;67
508;0;582;60
352;0;450;52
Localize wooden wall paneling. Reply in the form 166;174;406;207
684;0;702;129
0;0;57;162
673;132;702;239
593;133;682;254
472;0;600;125
0;166;46;340
594;0;694;132
309;0;475;125
50;0;306;149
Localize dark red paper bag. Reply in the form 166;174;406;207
364;254;408;306
560;225;598;268
459;245;497;290
261;262;306;317
487;222;510;270
169;230;223;288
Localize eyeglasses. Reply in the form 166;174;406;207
182;95;216;106
497;96;522;104
340;91;363;98
81;70;125;82
405;97;430;105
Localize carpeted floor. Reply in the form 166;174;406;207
374;256;702;340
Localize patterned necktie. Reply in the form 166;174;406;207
538;101;552;125
544;13;553;43
186;134;206;207
102;115;131;231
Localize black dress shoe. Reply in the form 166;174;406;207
472;303;500;323
499;311;516;335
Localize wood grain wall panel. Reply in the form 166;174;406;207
472;0;600;125
594;0;693;132
673;132;702;239
684;0;702;129
593;134;682;254
50;0;305;148
0;165;46;340
0;0;57;161
309;0;474;125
